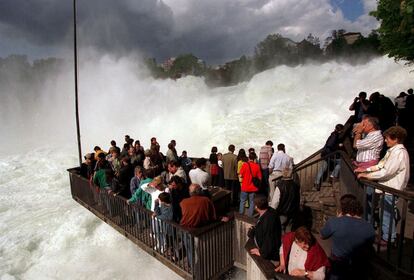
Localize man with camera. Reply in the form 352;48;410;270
349;91;370;123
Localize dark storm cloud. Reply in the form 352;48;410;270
0;0;174;59
0;0;71;44
76;0;174;57
0;0;378;63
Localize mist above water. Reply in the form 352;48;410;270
0;54;412;279
2;54;412;160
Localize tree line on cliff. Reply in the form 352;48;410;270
146;30;382;87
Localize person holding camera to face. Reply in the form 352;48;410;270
349;91;370;123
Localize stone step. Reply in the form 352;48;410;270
303;201;322;210
301;187;335;203
319;197;336;207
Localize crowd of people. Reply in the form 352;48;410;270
78;87;412;279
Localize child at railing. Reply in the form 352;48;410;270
152;192;173;253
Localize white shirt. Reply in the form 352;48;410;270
268;151;293;172
280;242;325;280
189;168;210;189
367;144;410;192
140;183;163;211
356;130;383;163
166;167;188;184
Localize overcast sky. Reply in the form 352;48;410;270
0;0;379;64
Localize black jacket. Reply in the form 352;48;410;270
252;207;282;260
276;179;300;218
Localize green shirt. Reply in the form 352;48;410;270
128;178;152;209
93;169;109;189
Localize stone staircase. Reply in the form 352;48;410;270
301;181;340;233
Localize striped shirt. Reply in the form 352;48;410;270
259;145;273;169
355;130;383;163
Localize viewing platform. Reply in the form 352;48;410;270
68;117;414;279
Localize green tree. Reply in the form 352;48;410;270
169;54;205;77
371;0;414;64
350;31;381;54
144;58;167;79
254;34;296;70
325;29;348;57
296;37;323;61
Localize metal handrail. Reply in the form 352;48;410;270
294;115;355;169
291;142;414;276
293;150;414;200
68;168;234;279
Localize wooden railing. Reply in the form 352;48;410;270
68;168;233;280
293;149;414;278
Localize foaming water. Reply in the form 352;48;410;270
0;55;412;279
0;148;183;279
76;56;412;161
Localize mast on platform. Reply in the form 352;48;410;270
73;0;82;167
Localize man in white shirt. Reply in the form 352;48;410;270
268;144;293;201
189;158;210;190
356;126;410;244
140;176;165;211
165;160;188;184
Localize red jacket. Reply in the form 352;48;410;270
239;161;262;192
282;232;330;272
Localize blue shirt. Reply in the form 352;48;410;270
320;216;375;259
130;176;141;197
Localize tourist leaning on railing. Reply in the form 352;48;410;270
113;156;134;198
352;116;383;169
130;166;144;197
127;175;152;208
139;176;165;211
248;195;282;261
355;126;410;245
80;153;96;180
180;183;217;269
152;192;174;253
314;124;344;190
167;175;189;223
94;152;111;171
93;168;113;192
320;194;375;280
180;184;217;228
275;226;329;280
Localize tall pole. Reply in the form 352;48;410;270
73;0;82;167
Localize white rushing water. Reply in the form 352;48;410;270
0;56;412;279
